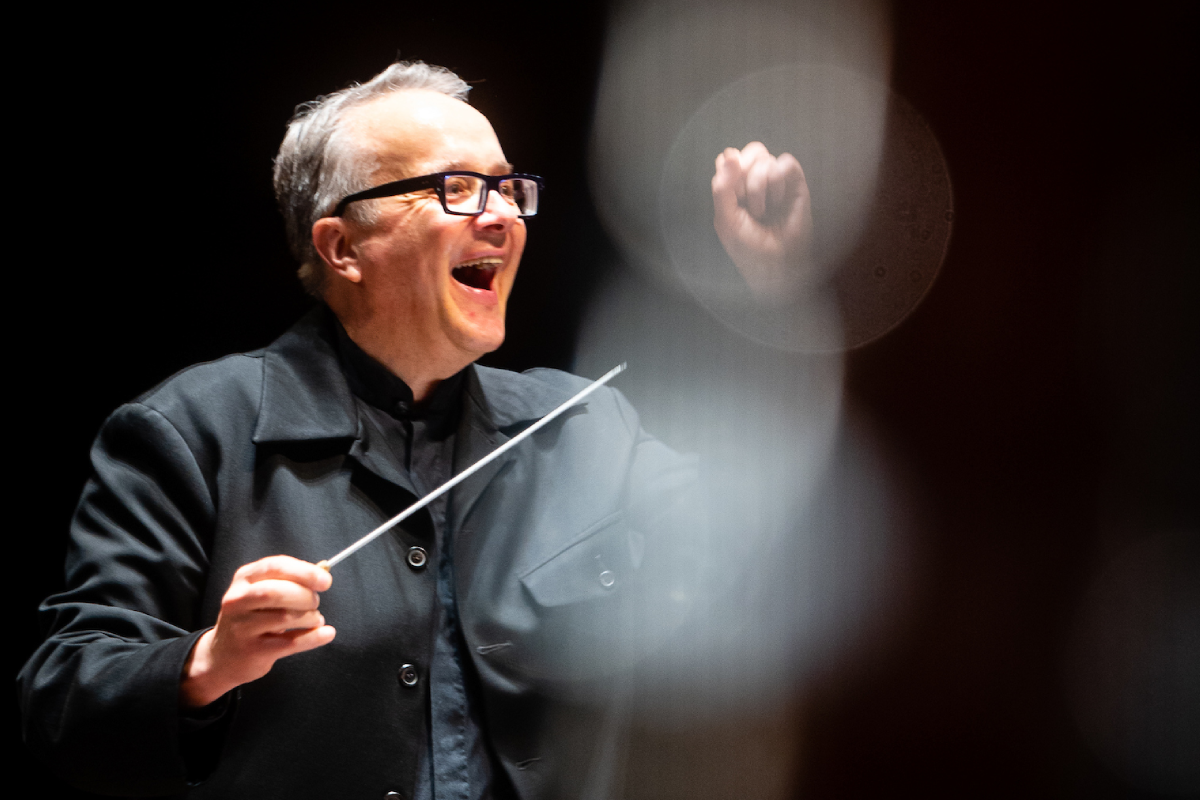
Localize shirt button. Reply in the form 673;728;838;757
599;570;616;589
406;546;428;570
394;400;410;415
398;664;419;687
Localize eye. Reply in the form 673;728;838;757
444;176;472;198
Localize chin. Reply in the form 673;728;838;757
453;325;506;361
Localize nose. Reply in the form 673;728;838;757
475;188;520;230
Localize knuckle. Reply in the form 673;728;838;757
243;584;277;605
222;586;249;607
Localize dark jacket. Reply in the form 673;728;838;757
19;308;700;799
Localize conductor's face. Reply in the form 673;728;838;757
334;90;526;367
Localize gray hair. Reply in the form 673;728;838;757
273;61;471;297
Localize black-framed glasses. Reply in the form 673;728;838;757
330;171;543;218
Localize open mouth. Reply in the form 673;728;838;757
452;257;501;291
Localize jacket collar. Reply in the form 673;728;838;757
252;305;577;446
450;365;583;536
252;306;359;444
463;364;580;435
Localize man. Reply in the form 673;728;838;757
20;62;810;798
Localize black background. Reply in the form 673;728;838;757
11;2;1197;797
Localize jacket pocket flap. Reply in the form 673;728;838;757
519;513;636;607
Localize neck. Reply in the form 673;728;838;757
330;316;470;405
350;327;467;403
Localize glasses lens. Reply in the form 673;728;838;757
501;178;539;216
440;174;539;216
442;174;485;213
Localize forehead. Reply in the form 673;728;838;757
345;89;511;179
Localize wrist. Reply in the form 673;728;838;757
180;629;231;709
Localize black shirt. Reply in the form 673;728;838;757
332;317;508;800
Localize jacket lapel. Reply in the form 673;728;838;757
252;306;358;446
250;308;581;530
448;365;579;535
251;306;418;498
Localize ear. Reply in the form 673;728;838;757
312;217;363;284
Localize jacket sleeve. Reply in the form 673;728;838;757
18;401;220;796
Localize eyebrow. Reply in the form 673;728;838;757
435;159;515;174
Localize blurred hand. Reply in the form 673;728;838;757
180;556;335;708
712;142;814;302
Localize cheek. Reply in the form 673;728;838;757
505;227;528;286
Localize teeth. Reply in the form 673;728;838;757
452;258;501;290
456;257;502;269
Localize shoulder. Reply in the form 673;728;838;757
474;364;589;393
134;351;265;418
470;364;638;436
88;352;266;482
123;352;266;441
126;305;334;430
